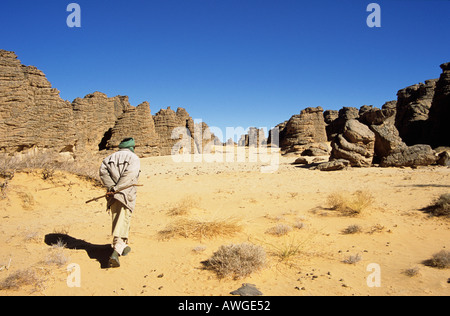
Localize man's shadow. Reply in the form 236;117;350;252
44;233;112;269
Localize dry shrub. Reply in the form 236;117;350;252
327;190;374;216
421;194;450;218
0;268;46;292
342;253;362;264
265;224;292;236
0;151;102;186
158;217;242;241
167;196;201;216
202;243;266;279
402;267;420;277
16;191;35;210
342;224;362;234
44;238;69;267
423;250;450;269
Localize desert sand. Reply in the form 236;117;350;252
0;147;449;296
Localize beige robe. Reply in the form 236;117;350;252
99;148;140;212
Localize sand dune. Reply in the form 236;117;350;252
0;148;449;296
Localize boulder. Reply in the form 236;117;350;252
301;143;330;156
437;151;450;167
330;119;375;167
380;144;437;167
370;121;407;160
325;107;359;140
315;159;350;171
359;102;396;126
293;157;309;165
280;107;327;154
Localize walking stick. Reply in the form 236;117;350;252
85;184;143;204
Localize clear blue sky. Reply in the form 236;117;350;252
1;0;449;141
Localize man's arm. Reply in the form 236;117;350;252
99;160;116;190
111;156;140;192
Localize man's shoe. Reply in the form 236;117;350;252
122;246;131;256
109;250;120;268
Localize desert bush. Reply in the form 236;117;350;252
342;224;362;234
423;250;450;269
202;243;266;279
421;194;450;218
265;224;293;236
16;191;35;210
45;240;69;267
402;267;420;277
0;268;45;292
327;190;374;216
158;217;242;241
342;253;362;264
0;151;102;185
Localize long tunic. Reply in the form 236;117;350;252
99;148;140;212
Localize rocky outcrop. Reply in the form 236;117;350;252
72;92;130;151
0;50;77;153
280;107;327;154
0;50;218;157
107;101;159;155
323;110;338;141
379;144;437;167
330;119;375;167
395;79;438;145
238;127;266;147
359;102;396;126
428;63;450;148
325;107;359;140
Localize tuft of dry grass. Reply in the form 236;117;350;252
0;268;46;292
342;253;362;264
0;151;102;186
44;239;69;267
158;217;242;241
423;250;450;269
166;196;201;216
421;194;450;218
342;224;362;235
327;190;374;216
265;224;292;236
402;267;420;277
202;243;266;279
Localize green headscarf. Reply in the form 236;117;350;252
119;137;135;152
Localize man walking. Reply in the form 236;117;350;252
99;137;140;268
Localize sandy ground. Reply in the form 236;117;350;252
0;147;449;296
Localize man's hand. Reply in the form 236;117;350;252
106;188;115;198
106;192;115;198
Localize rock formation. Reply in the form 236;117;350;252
0;50;77;153
325;107;359;140
427;62;450;148
0;49;448;166
71;92;130;152
106;101;159;155
0;50;217;157
395;79;438;145
238;127;266;147
330;119;375;167
279;107;327;154
379;144;437;167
